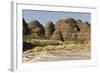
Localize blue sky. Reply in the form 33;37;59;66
23;10;91;26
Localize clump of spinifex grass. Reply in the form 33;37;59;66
28;43;90;52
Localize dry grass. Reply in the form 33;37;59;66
23;43;90;62
26;43;90;52
25;39;63;46
23;39;91;62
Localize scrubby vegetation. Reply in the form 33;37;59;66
23;18;91;62
23;38;90;52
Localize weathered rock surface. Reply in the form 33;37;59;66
77;21;91;40
23;18;90;41
23;18;30;35
50;29;64;41
28;20;45;38
45;21;55;38
55;18;80;41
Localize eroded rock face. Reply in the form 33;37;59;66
28;20;45;38
55;18;80;41
45;21;55;38
50;29;64;41
23;18;30;35
77;21;91;40
65;18;77;26
23;18;90;42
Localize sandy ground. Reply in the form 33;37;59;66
22;48;90;63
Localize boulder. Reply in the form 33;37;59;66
45;21;55;38
77;21;90;40
55;18;80;41
28;20;45;38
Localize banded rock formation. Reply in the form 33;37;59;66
28;20;45;38
54;18;80;41
23;18;90;42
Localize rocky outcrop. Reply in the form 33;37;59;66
50;29;64;41
23;18;91;52
77;21;91;40
45;21;55;38
23;18;90;41
55;18;80;41
23;18;30;35
28;20;45;38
